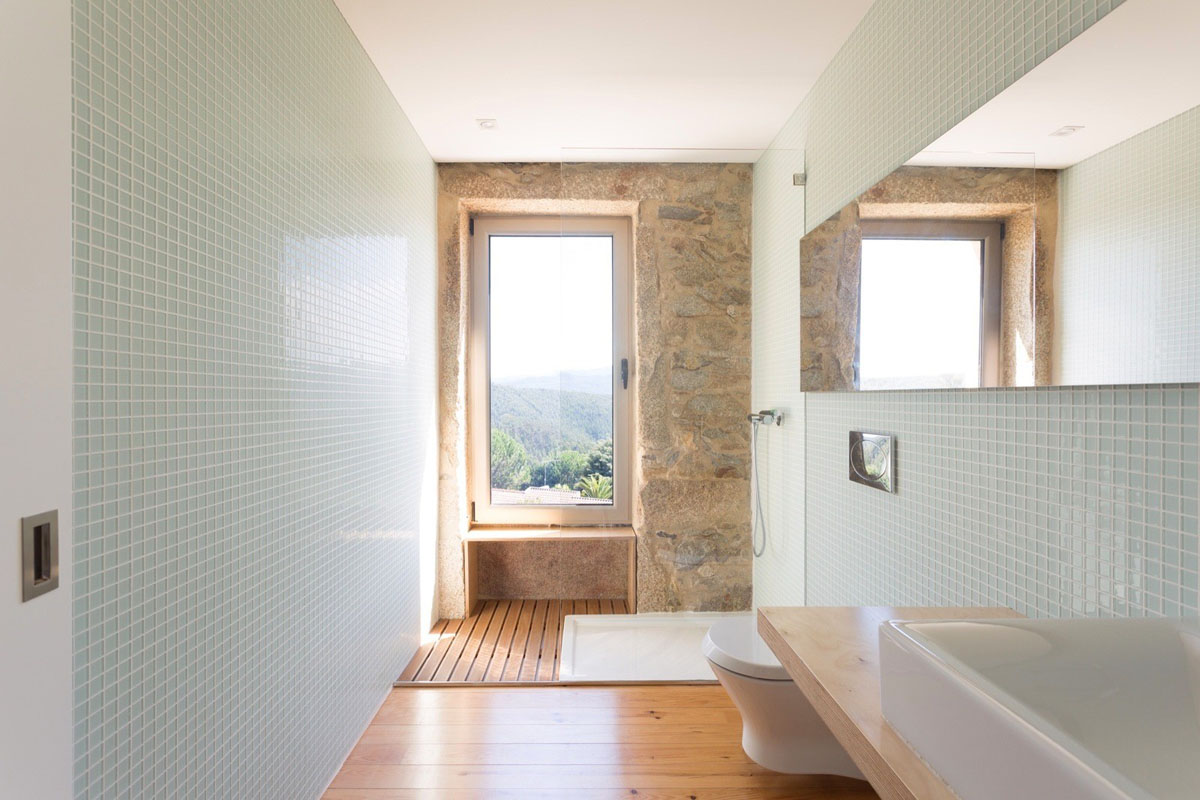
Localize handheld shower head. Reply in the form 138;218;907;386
748;408;781;559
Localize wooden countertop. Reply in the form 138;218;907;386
758;606;1024;800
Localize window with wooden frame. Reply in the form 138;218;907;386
859;219;1003;390
469;216;633;525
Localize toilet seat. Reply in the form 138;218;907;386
702;615;791;681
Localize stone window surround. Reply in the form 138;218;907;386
440;197;638;620
801;166;1059;392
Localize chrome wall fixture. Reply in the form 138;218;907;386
749;410;783;557
21;509;59;601
849;431;895;493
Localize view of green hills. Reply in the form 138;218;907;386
498;366;613;396
490;368;613;497
491;384;610;460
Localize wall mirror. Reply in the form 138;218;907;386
800;0;1200;391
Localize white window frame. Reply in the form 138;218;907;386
468;215;633;526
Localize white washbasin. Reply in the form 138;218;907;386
879;617;1200;800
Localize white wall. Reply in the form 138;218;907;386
0;0;73;797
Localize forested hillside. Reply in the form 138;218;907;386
490;384;611;461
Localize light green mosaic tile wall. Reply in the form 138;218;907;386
1057;105;1200;385
805;385;1199;617
788;0;1127;233
752;0;1199;617
70;1;436;797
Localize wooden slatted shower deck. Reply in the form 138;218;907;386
398;599;629;684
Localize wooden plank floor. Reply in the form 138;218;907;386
324;685;880;799
399;599;628;684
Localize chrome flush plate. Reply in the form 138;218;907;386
849;431;895;493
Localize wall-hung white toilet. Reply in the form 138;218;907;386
702;615;863;777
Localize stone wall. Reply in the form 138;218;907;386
476;540;629;601
800;203;861;392
437;163;753;617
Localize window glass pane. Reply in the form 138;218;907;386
489;235;614;506
859;238;983;390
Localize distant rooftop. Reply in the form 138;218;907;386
492;486;611;505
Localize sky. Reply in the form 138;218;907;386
859;238;984;387
489;235;614;381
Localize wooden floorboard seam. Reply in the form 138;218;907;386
324;685;881;799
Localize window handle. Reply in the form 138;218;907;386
620;358;629;390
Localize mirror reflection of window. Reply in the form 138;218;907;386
858;221;1002;390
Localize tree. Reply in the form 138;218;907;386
531;449;589;489
586;439;613;478
491;429;531;490
576;473;613;500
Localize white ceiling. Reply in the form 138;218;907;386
910;0;1200;169
334;0;874;162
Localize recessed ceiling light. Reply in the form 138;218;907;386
1049;125;1085;137
476;118;497;130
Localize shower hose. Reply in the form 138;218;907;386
751;416;767;558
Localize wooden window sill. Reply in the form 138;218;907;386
465;525;635;542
